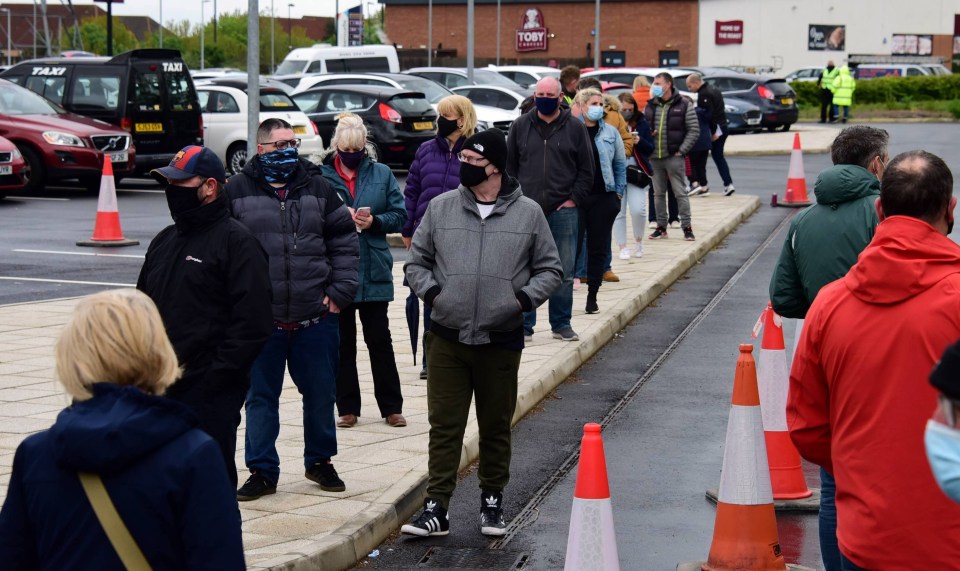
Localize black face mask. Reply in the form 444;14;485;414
437;116;459;138
164;183;204;215
827;65;835;72
459;162;490;188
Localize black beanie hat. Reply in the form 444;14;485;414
462;129;507;173
931;339;960;401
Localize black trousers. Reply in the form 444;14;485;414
167;382;247;489
648;183;679;223
820;88;835;122
689;150;709;187
579;192;621;292
336;301;404;417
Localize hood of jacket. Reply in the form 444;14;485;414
813;164;880;206
49;384;198;474
845;216;960;305
172;193;230;234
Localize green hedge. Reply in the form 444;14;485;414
790;74;960;107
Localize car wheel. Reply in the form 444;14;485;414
17;145;45;193
765;125;778;132
780;123;792;132
226;143;247;176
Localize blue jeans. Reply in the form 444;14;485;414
525;206;578;334
820;467;841;571
245;314;340;485
710;132;733;187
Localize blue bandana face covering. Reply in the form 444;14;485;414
260;148;299;183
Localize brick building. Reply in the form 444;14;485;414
380;0;699;68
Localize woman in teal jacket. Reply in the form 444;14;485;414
317;113;408;429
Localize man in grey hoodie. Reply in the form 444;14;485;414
403;129;562;538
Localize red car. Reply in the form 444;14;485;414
0;79;135;193
0;135;27;197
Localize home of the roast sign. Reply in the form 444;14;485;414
516;7;548;52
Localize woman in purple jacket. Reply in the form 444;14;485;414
402;94;477;378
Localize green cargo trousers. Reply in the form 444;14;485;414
425;333;522;508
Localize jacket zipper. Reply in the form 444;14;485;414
472;216;485;339
657;102;669;159
280;199;292;322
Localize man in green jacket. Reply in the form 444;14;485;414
768;125;889;571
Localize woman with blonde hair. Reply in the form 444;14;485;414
0;289;245;570
318;112;408;429
401;94;477;378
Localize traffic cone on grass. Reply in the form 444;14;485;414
777;133;811;207
690;345;788;571
755;303;814;504
563;423;620;571
76;159;139;247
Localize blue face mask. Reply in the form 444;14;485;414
585;106;604;122
651;85;665;98
535;96;561;116
925;419;960;503
260;147;299;183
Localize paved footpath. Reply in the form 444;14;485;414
0;125;835;570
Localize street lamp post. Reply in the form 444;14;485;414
496;0;500;65
287;3;294;51
593;0;600;69
427;0;431;66
270;0;275;73
0;9;10;66
200;0;210;69
159;0;163;47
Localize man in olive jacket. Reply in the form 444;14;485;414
768;125;889;571
403;129;561;538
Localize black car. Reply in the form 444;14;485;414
723;96;763;134
292;85;437;168
702;73;798;131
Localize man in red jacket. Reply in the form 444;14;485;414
788;150;960;570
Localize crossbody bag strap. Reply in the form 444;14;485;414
78;472;152;570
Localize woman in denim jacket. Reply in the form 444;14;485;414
573;88;626;315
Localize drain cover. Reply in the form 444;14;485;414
417;547;529;569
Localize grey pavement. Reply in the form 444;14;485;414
0;126;840;570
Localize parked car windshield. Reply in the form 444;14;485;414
0;81;62;114
393;76;453;104
276;60;308;75
260;91;299;111
474;69;525;89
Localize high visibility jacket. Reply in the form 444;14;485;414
832;67;855;106
820;66;840;91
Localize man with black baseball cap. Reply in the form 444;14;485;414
138;145;273;489
403;130;561;537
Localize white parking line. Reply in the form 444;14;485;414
5;196;70;201
13;249;145;259
117;189;163;194
0;276;135;287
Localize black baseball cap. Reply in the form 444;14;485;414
150;145;226;185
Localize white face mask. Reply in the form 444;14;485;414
926;420;960;504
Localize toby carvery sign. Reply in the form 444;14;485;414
715;20;743;45
516;7;548;52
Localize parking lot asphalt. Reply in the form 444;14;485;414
0;125;838;570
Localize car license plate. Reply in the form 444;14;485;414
781;98;794;105
135;122;164;133
293;125;307;134
110;151;128;163
0;165;10;175
747;118;761;125
413;121;434;131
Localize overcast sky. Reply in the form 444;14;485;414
9;0;380;31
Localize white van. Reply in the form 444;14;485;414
855;64;931;79
275;44;399;75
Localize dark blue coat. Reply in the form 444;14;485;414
0;384;245;570
401;134;465;237
692;106;713;153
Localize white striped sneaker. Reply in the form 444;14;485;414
401;498;450;536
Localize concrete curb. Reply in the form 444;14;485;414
270;196;761;570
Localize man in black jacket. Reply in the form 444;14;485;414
686;73;736;196
138;145;274;488
225;119;360;502
507;76;594;343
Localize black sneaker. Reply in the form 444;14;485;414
401;498;450;536
585;292;599;314
683;226;696;241
305;461;346;492
419;366;427;380
648;226;668;240
237;472;277;501
479;491;507;536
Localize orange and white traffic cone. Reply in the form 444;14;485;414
756;303;813;504
563;423;620;571
703;345;787;571
76;159;139;247
777;133;811;208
